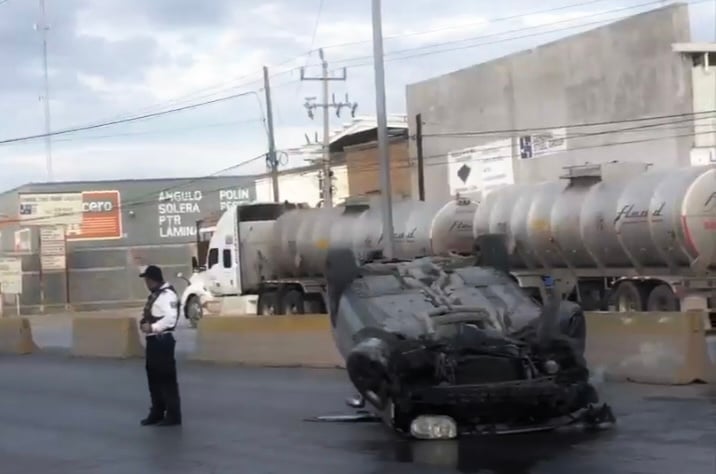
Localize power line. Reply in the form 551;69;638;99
313;0;618;53
344;126;716;177
48;0;628;129
0;90;263;146
4;123;710;227
6;117;266;146
3;153;269;225
0;1;694;152
329;0;697;70
421;109;716;138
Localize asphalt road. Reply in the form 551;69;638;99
2;353;716;474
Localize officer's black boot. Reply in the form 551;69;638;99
141;410;164;426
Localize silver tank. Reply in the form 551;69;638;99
270;198;441;278
430;197;479;255
471;165;716;271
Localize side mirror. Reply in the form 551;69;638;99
176;272;184;279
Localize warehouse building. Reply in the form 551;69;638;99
406;3;709;202
0;175;256;314
0;115;411;314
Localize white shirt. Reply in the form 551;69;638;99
148;282;180;335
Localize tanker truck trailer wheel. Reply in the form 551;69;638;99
645;284;680;312
609;281;649;312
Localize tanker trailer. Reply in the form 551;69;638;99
472;162;716;315
177;195;478;323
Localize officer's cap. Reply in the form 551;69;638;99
139;264;163;282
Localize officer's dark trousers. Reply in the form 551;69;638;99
145;333;181;420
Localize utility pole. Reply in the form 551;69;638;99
263;66;279;202
371;0;395;259
301;49;358;208
415;113;425;201
38;0;53;182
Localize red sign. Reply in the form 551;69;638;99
66;190;123;241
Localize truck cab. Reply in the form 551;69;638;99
178;201;305;326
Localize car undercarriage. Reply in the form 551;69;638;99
318;250;616;439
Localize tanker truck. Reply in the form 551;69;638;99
471;162;716;316
177;161;715;326
176;195;477;326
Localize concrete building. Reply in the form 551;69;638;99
406;3;698;202
0;175;256;314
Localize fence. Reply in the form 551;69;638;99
1;243;194;315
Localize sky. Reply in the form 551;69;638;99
0;0;714;190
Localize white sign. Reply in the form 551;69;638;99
41;255;66;271
14;228;31;252
158;190;203;239
40;225;66;271
519;128;567;159
219;188;252;211
18;193;83;226
0;257;22;294
447;139;514;196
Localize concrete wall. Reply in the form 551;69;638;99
406;4;694;202
0;175;256;314
345;138;412;198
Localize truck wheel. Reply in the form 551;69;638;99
258;292;279;315
611;282;647;312
281;290;305;314
646;284;680;312
186;296;202;328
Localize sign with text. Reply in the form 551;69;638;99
519;128;567;159
447;139;514;197
219;187;253;211
18;193;83;226
66;190;123;241
0;257;22;294
40;225;66;271
157;190;203;239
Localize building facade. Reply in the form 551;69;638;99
344;134;412;198
0;175;256;314
406;3;695;202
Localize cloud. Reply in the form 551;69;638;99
0;0;710;192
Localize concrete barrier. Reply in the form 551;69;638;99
0;318;38;355
71;317;144;359
585;310;715;385
191;314;344;368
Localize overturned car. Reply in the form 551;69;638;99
322;248;615;440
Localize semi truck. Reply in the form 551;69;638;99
177;162;716;326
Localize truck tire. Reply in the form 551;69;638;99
646;284;680;312
186;295;203;328
258;292;279;315
281;290;305;314
611;281;648;312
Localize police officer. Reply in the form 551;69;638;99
138;264;182;426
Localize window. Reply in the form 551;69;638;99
208;248;219;268
222;249;232;268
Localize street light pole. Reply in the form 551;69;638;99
371;0;395;260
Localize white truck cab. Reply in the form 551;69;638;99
177;201;306;326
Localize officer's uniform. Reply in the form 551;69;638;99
140;266;182;426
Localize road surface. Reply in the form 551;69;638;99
1;353;716;473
